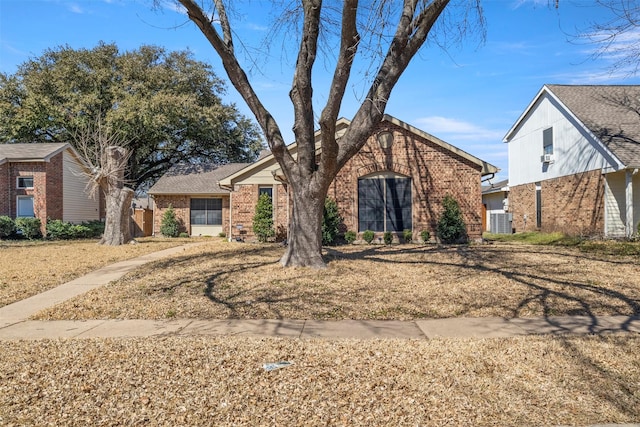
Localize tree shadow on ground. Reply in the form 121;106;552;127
324;243;640;331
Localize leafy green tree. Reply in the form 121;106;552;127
160;204;181;237
436;195;468;244
0;43;263;192
253;193;275;243
322;197;343;246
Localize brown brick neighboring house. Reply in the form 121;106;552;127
504;85;640;238
0;143;100;235
151;115;498;241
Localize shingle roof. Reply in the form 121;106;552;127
0;143;70;163
148;162;250;195
481;179;508;195
547;85;640;167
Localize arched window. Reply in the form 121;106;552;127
358;172;412;232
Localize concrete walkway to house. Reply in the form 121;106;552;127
1;243;639;341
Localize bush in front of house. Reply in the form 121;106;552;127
160;204;181;237
436;195;468;244
322;197;343;246
0;216;16;239
383;231;393;245
253;193;275;243
81;220;105;238
344;230;357;244
362;230;375;244
403;229;412;243
420;230;431;243
15;217;42;240
46;219;92;240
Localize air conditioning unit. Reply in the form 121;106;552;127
541;153;554;163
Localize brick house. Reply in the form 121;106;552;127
0;143;100;234
504;85;640;237
150;115;498;242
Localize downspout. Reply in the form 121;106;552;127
219;181;234;241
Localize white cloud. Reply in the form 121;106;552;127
414;116;504;141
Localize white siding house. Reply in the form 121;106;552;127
504;85;640;238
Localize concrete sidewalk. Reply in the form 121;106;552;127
1;243;639;340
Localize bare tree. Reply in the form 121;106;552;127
177;0;477;268
577;0;640;76
73;119;135;246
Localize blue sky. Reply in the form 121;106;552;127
2;0;640;182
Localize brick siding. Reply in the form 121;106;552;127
509;169;605;235
153;195;233;237
328;121;484;241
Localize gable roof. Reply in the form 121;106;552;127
0;143;70;165
482;179;508;195
148;162;250;195
219;115;498;187
504;84;640;168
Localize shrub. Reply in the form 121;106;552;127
383;231;393;245
420;230;431;243
179;232;190;238
344;230;357;244
0;216;16;239
15;217;42;240
160;204;180;237
46;219;72;240
403;229;412;243
82;220;105;238
362;229;375;244
253;193;275;243
322;197;343;246
436;195;468;244
218;232;226;238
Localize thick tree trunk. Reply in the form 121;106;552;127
100;186;134;245
280;187;326;268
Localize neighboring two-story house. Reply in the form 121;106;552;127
0;143;100;234
504;85;640;238
150;115;498;242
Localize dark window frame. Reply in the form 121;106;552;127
17;176;34;189
190;198;223;226
358;174;412;232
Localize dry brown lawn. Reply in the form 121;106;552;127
1;334;639;426
32;240;640;321
0;237;192;307
3;239;640;425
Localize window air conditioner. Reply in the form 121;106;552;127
541;153;554;163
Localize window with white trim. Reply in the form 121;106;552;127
17;196;35;217
17;176;34;189
543;127;553;155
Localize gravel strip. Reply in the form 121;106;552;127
1;334;639;426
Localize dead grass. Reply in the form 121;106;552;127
33;240;640;321
0;237;194;307
1;334;638;426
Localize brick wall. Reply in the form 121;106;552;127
153;195;233;237
509;169;605;235
328;121;484;241
45;152;63;221
8;160;51;234
229;184;288;241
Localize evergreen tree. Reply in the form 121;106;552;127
160;204;180;237
436;195;468;244
253;193;274;243
322;197;343;246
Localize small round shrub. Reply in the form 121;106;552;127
160;204;180;237
218;232;226;238
15;217;42;240
362;230;375;244
420;230;431;243
403;229;412;243
82;220;105;238
178;232;190;238
383;231;393;245
0;216;16;239
344;230;357;244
